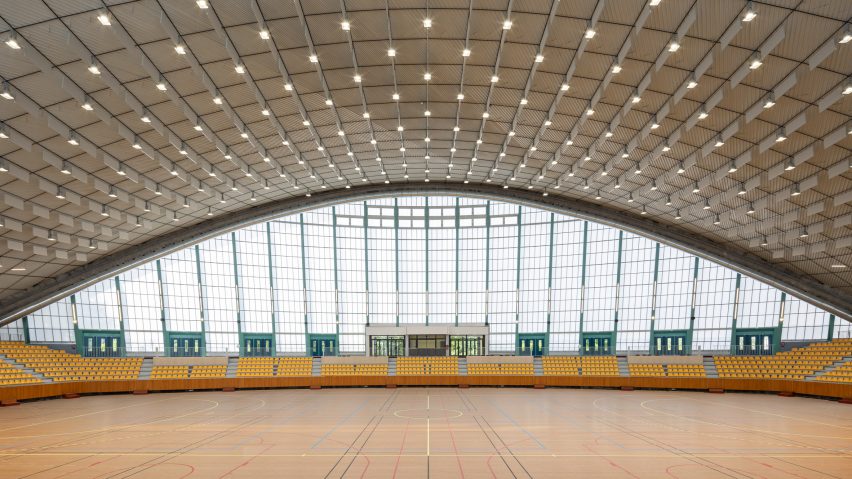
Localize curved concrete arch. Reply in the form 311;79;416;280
1;183;849;325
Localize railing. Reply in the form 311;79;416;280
732;345;774;356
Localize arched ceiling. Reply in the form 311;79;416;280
0;1;850;318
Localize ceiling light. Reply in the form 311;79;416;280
88;62;101;75
586;108;595;116
503;19;512;30
785;158;796;170
302;119;310;126
174;43;186;55
387;48;396;57
668;39;680;52
0;81;13;100
508;131;515;136
81;98;93;111
261;107;270;116
632;92;641;103
117;163;126;176
585;27;596;39
476;138;483;144
0;125;6;139
693;183;700;193
155;77;167;91
791;183;801;196
423;18;432;29
635;166;642;174
749;53;763;70
611;64;622;74
830;264;847;268
178;143;188;155
843;79;852;95
173;211;179;222
234;64;245;74
534;53;544;63
520;98;528;105
284;83;293;91
341;20;350;31
196;0;208;9
674;210;682;220
651;122;660;129
353;74;362;83
622;150;629;158
840;25;852;44
67;133;79;146
715;136;725;147
424;110;431;116
3;32;20;50
55;187;65;199
453;125;460;132
596;191;602;200
614;180;621;189
677;162;685;174
392;92;400;100
491;75;499;83
703;199;711;210
457;93;464;100
760;236;768;246
462;48;471;57
713;214;721;225
544;120;552;126
108;187;117;198
97;11;111;26
763;94;776;108
309;54;318;63
686;76;698;89
362;112;370;119
57;161;71;174
800;227;809;238
698;108;708;120
101;205;109;217
89;239;98;249
605;129;613;138
325;98;333;106
747;203;755;214
650;0;662;6
665;196;672;206
743;2;757;22
212;94;223;105
651;180;658;191
662;141;671;152
560;83;569;91
370;138;377;145
776;128;787;142
423;72;431;81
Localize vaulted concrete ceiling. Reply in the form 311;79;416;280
0;1;850;314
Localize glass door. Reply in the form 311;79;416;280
82;333;121;357
582;334;612;356
450;336;484;356
311;337;337;356
736;333;773;355
243;336;273;357
518;335;545;356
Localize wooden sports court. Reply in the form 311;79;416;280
0;388;849;478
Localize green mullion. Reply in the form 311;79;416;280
299;214;309;354
648;243;660;353
515;205;522;355
265;222;277;353
21;316;29;343
194;245;207;355
613;231;623;349
827;314;835;340
545;212;555;353
578;221;588;349
425;197;430;326
454;198;460;327
114;276;126;354
155;259;168;352
70;294;81;350
363;202;370;327
231;233;242;354
687;256;699;350
332;207;340;339
394;199;400;327
730;273;742;353
775;292;786;352
485;201;491;327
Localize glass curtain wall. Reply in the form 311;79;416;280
5;196;848;355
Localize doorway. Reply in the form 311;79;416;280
370;336;405;356
518;334;546;356
309;335;337;356
242;334;274;357
450;335;484;356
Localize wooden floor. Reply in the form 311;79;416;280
0;388;850;478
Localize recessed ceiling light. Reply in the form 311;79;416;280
196;0;208;9
388;48;396;57
490;75;499;83
96;11;111;26
309;54;318;63
392;92;400;100
174;43;186;55
830;264;847;268
743;2;757;22
234;64;245;74
585;27;596;39
462;48;471;57
423;18;432;29
534;54;544;63
341;21;350;31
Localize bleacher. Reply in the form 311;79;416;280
666;364;706;377
396;356;458;375
321;363;388;376
467;361;534;376
542;356;580;375
237;357;276;377
189;365;227;378
628;363;665;377
277;357;313;376
714;338;852;380
581;356;619;376
0;342;141;382
151;365;189;379
0;359;41;386
819;361;852;383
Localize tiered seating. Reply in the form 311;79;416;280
396;356;458;375
667;364;706;377
542;356;580;376
715;338;852;380
150;365;189;379
321;363;388;376
0;342;141;382
628;364;665;377
277;357;313;376
819;361;852;383
190;365;226;378
467;362;534;376
581;356;619;376
0;360;41;386
237;357;276;377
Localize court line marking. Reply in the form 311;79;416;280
0;452;846;458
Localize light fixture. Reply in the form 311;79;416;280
692;182;700;193
586;108;595;116
747;203;755;214
172;211;179;222
67;133;79;146
96;10;111;26
776;128;787;142
503;19;512;30
840;25;852;44
830;263;847;268
715;136;725;148
800;227;809;238
101;205;109;217
170;162;179;176
89;239;98;249
87;61;101;75
423;18;432;29
462;48;471;57
703;199;711;210
155;184;163;195
155;76;167;91
108;187;117;198
585;26;596;39
605;129;613;138
651;180;658;191
785;157;796;170
341;20;350;31
650;0;662;5
843;79;852;95
1;81;14;100
635;166;642;174
392;92;400;101
611;64;622;74
196;0;208;8
174;43;186;55
760;236;768;246
261;106;270;116
662;141;671;152
738;183;747;195
686;74;698;89
743;2;757;22
308;54;318;63
674;210;682;220
491;75;499;83
665;196;672;206
749;53;763;70
791;183;801;196
668;39;680;52
284;82;293;91
140;111;151;123
178;143;187;155
651;121;660;129
763;94;776;108
698;108;708;120
81;97;93;111
0;124;7;139
387;48;396;57
117;163;126;176
520;98;528;105
677;161;685;174
714;214;721;225
535;53;544;63
632;92;641;103
622;150;629;158
353;74;362;83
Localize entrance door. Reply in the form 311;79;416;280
370;336;404;356
736;332;773;355
582;334;612;355
653;332;688;356
82;332;121;357
169;334;203;357
243;336;273;357
518;335;545;356
450;336;484;356
310;337;337;356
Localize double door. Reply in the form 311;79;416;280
310;336;337;356
243;336;273;357
450;336;484;356
370;336;404;356
518;335;545;356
